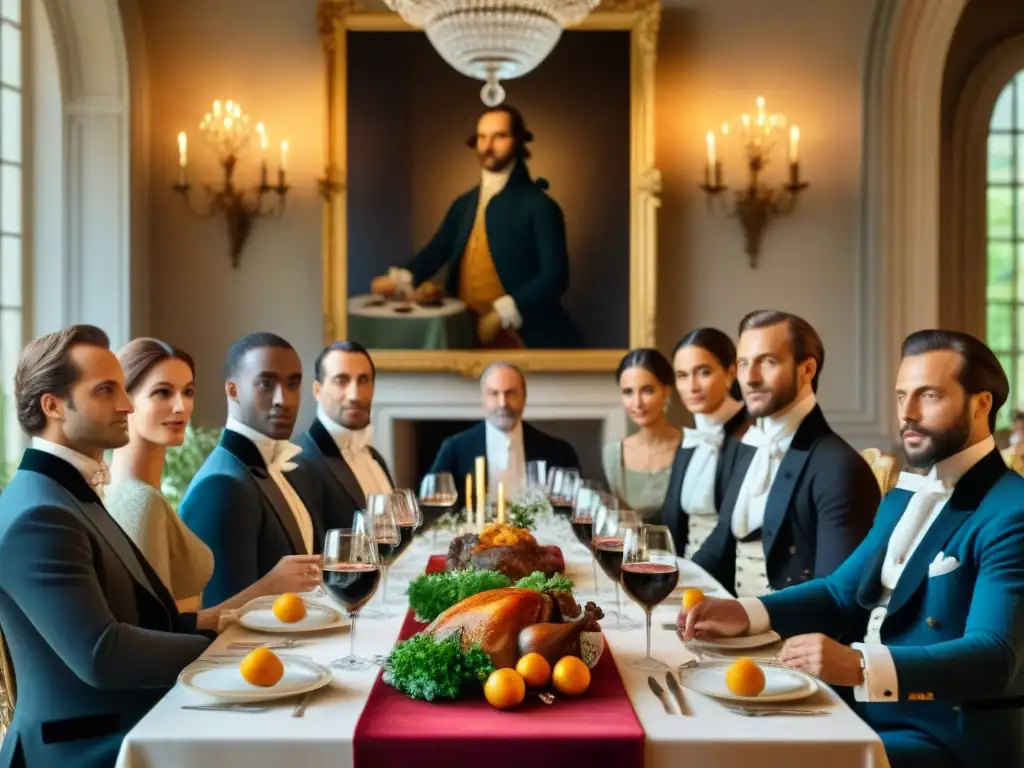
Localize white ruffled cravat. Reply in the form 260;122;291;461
879;472;955;584
266;440;301;473
90;461;112;489
337;424;374;456
679;426;724;518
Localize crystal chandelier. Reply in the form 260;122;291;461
383;0;601;105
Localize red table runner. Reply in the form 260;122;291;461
353;555;645;767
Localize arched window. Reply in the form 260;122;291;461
0;0;22;477
987;70;1024;431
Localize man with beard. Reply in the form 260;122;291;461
692;310;879;597
292;341;394;533
678;330;1024;768
370;105;582;349
0;325;210;767
427;362;580;508
180;333;322;606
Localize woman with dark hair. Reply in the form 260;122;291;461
106;338;319;619
661;328;751;558
602;348;680;519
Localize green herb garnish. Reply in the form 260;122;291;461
407;569;512;622
508;501;544;530
514;571;574;593
384;633;495;701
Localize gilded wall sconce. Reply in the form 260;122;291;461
699;96;809;267
172;100;290;268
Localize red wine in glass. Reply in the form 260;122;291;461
571;518;593;546
322;562;381;613
592;536;624;581
376;537;399;566
620;562;679;611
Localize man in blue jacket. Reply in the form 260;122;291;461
678;329;1024;768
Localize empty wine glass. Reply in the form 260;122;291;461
323;528;381;672
354;494;400;618
395;488;423;548
547;467;580;509
621;524;679;670
592;503;642;630
418;472;457;508
525;460;548;492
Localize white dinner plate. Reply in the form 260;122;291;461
688;631;781;650
237;599;348;634
678;660;818;703
179;657;333;702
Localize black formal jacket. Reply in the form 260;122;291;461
0;449;209;768
692;405;880;595
428;420;580;509
660;406;750;551
179;429;323;606
292;418;395;534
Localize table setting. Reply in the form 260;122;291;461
115;478;890;768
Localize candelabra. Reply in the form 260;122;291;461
173;100;290;269
699;97;810;268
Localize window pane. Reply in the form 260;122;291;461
1;87;19;163
988;186;1014;239
990;133;1014;183
1019;70;1024;128
988;301;1013;351
993;81;1014;130
1;22;19;89
1;234;19;307
1;163;19;233
1;0;19;24
0;306;18;465
989;241;1014;300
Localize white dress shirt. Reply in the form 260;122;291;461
225;417;314;554
486;419;525;500
316;406;393;498
680;396;744;559
741;435;996;703
390;162;522;329
30;437;110;493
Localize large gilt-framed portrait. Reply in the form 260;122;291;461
318;0;660;376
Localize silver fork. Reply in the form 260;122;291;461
227;640;297;651
181;704;267;713
721;704;830;717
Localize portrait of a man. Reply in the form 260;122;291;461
371;106;583;350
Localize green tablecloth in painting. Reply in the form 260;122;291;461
347;295;476;350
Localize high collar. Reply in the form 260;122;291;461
923;435;996;488
693;396;745;432
225;416;297;469
30;437;106;487
316;405;373;453
19;447;102;503
480;161;515;196
755;392;817;442
485;418;523;446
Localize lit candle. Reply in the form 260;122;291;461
176;131;187;186
497;482;505;525
257;123;268;187
789;125;800;163
705;131;716;168
756;95;766;126
280;140;289;172
213;100;222;118
475;456;486;533
465;472;472;525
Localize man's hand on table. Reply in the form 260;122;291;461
676;597;751;641
776;634;865;686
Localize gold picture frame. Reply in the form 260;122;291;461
318;0;661;377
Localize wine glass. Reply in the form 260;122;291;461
525;460;548;492
395;488;423;548
323;528;381;672
418;472;457;508
354;493;400;618
621;524;679;670
547;467;580;510
592;504;643;630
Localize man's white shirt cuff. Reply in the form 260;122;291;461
737;597;772;635
850;642;899;702
492;295;523;329
388;267;414;293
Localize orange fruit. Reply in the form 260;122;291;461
515;653;552;688
551;656;591;697
272;593;307;623
484;668;526;710
725;657;765;697
239;647;285;687
681;588;705;612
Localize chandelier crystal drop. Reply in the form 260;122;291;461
383;0;601;105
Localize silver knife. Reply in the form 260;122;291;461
664;672;689;715
647;676;674;714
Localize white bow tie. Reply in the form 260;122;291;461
266;441;301;473
90;462;111;488
338;425;373;455
682;427;724;451
895;471;954;497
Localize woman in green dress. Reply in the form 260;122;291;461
602;349;679;520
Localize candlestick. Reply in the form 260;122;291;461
714;160;723;188
474;456;486;533
177;131;188;185
788;125;800;164
280;139;289;172
497;482;505;525
465;472;473;525
789;161;800;186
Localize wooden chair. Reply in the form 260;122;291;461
860;448;900;495
0;626;14;736
1003;447;1024;477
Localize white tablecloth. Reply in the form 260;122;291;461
116;517;889;768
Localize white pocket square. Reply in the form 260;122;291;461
928;553;961;577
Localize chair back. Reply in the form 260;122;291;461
861;448;899;495
1003;447;1024;477
0;625;14;733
